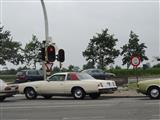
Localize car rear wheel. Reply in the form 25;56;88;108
72;88;86;100
24;88;37;100
89;93;101;99
148;87;160;99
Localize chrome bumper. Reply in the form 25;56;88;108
99;87;117;94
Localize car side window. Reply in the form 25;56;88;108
49;75;65;81
67;73;79;81
67;74;71;80
28;70;40;75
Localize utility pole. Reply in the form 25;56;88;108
40;0;49;80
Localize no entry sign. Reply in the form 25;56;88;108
131;55;141;67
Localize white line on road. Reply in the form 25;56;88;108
62;116;106;120
1;103;114;110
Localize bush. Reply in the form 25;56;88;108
108;68;160;77
0;75;16;82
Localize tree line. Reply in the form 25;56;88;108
0;26;41;69
83;28;149;70
0;25;158;71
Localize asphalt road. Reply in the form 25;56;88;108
0;95;159;120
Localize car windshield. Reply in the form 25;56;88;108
28;70;40;75
77;73;95;80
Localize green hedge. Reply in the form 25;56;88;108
108;68;160;77
1;68;160;82
0;75;16;82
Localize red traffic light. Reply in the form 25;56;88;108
47;45;55;62
48;47;54;52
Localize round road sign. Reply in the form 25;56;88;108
131;55;141;67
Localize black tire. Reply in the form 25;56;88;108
148;87;160;99
0;97;5;102
43;95;52;99
24;87;37;100
72;88;86;100
89;93;101;99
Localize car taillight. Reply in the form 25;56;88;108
98;83;103;87
5;86;11;91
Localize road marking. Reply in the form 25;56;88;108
150;114;160;120
1;103;114;110
62;116;106;120
150;119;160;120
145;102;160;105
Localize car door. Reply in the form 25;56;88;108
40;74;66;94
63;73;81;94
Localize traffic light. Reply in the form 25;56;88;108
40;47;45;61
58;49;65;62
47;45;55;62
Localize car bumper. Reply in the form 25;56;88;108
136;89;147;95
99;87;117;94
0;91;17;97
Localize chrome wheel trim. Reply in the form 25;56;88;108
150;89;159;98
74;89;83;98
26;89;35;98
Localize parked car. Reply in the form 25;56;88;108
15;70;44;83
0;79;18;102
137;79;160;99
82;69;115;80
18;72;117;100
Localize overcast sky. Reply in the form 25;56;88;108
0;0;159;69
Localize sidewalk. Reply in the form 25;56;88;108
103;87;145;98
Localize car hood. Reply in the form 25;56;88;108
18;80;46;86
138;79;160;85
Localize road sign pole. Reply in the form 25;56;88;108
131;55;141;85
135;66;139;84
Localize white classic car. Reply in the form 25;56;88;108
18;72;117;100
0;79;18;102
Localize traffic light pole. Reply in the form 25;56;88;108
40;0;49;80
40;0;49;42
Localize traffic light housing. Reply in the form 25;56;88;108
58;49;65;62
47;45;55;62
40;47;45;61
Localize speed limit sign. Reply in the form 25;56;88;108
131;55;141;67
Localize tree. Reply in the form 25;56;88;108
0;26;24;65
83;61;95;70
24;35;41;69
52;66;61;73
83;28;119;70
153;63;160;68
121;31;148;69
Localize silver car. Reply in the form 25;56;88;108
0;79;18;102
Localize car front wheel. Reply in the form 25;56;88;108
72;88;86;100
24;88;37;100
148;87;160;99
